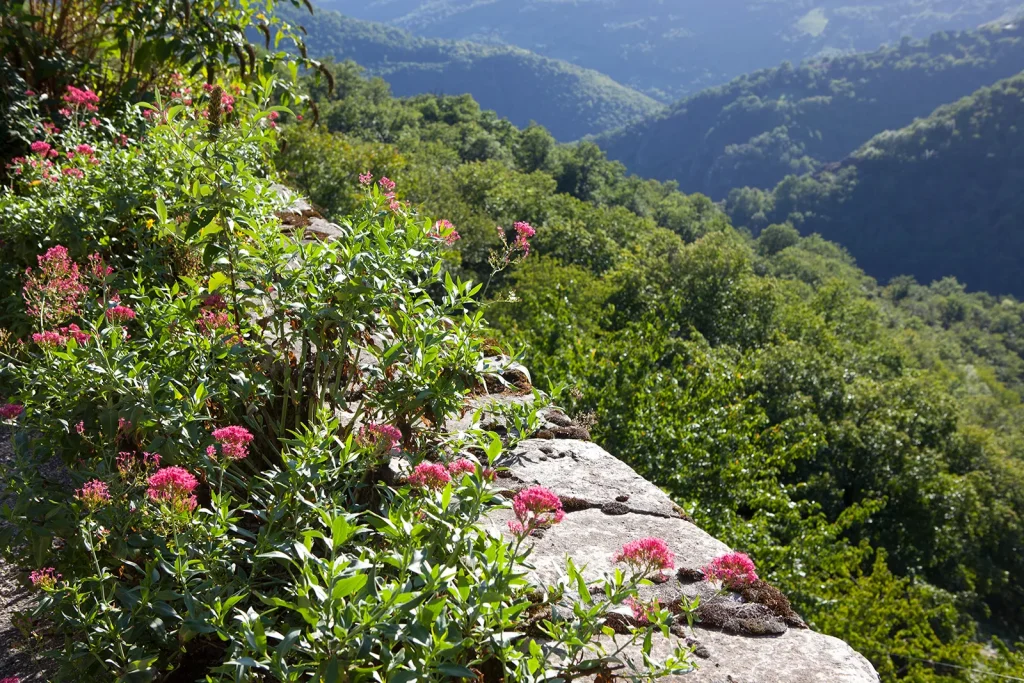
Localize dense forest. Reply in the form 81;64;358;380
280;4;662;140
276;61;1024;680
321;0;1024;100
596;21;1024;198
726;69;1024;297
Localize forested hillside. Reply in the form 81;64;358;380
282;5;662;140
596;21;1024;198
321;0;1023;100
727;70;1024;297
276;62;1024;681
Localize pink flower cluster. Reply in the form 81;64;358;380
357;423;403;452
30;141;58;158
702;552;758;589
76;479;110;510
0;404;24;420
62;86;100;112
29;567;60;589
408;462;451;490
430;219;461;246
105;305;136;323
116;451;161;476
448;458;477;477
614;538;675;578
88;253;113;280
358;171;373;186
210;426;254;461
23;246;88;325
147;466;199;513
507;486;565;537
1;676;21;683
31;324;90;348
625;596;661;625
513;221;536;256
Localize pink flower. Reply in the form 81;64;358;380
32;329;68;347
63;85;100;111
408;462;451;490
30;141;52;157
23;246;88;325
76;480;110;510
378;177;396;193
702;552;758;589
87;253;112;279
58;108;73;118
147;466;199;513
75;421;85;435
615;538;675;578
202;294;227;309
75;144;95;157
625;596;661;625
197;309;231;334
117;451;160;476
508;486;565;537
448;458;477;478
357;423;402;452
513;221;536;256
0;404;24;420
62;167;84;179
29;567;60;589
211;426;254;460
1;676;21;683
105;305;136;323
64;324;91;344
268;111;279;121
431;219;461;246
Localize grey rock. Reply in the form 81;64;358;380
496;439;681;518
579;629;879;682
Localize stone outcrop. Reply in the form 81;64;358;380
487;438;879;682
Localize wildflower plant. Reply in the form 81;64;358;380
0;72;693;682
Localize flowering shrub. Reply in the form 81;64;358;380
703;551;759;589
615;537;676;580
0;75;692;681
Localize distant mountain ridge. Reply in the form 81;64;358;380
320;0;1024;100
593;20;1024;199
725;70;1024;297
283;5;663;140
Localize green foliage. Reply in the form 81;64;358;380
730;70;1024;296
597;21;1024;197
280;5;663;140
272;67;1024;678
0;77;693;681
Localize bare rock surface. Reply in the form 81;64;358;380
497;439;681;518
489;438;879;682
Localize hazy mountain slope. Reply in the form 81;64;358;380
594;21;1024;198
319;0;1024;100
725;70;1024;297
285;5;663;140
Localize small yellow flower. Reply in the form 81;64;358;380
30;180;42;186
145;219;155;229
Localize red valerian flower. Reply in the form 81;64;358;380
615;538;675;579
0;404;24;420
378;177;396;193
76;480;111;510
448;458;477;478
702;552;758;589
507;486;565;537
29;567;60;589
147;466;199;513
23;246;88;325
211;426;254;460
357;423;403;452
408;462;451;490
62;85;100;112
105;305;136;323
625;596;661;625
